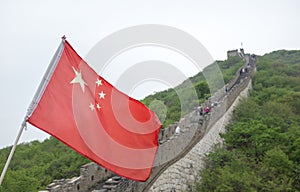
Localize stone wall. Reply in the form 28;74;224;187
149;78;252;192
43;162;114;192
146;56;255;192
227;49;239;58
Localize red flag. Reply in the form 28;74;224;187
27;39;162;181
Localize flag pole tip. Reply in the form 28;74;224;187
61;35;66;40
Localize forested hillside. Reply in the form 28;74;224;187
0;56;244;191
142;56;244;127
0;138;90;191
196;50;300;191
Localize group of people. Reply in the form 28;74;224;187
196;105;210;116
195;62;253;118
196;100;220;116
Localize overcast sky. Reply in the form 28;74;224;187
0;0;299;149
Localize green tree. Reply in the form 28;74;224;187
196;50;300;191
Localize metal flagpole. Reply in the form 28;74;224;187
0;117;27;186
0;36;66;187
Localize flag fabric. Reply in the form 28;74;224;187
27;39;162;181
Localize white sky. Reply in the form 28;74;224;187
0;0;299;148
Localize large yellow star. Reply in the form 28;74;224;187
70;67;87;92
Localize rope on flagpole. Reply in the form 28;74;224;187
0;117;27;186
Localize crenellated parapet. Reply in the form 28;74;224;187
42;162;114;192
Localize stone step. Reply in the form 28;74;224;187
102;184;117;189
105;180;120;185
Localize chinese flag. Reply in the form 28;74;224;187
27;39;162;181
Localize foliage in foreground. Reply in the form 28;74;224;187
0;138;90;192
195;50;300;191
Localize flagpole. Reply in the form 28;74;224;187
0;36;66;187
27;38;65;118
0;117;27;186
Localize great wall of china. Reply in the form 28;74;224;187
41;51;256;192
